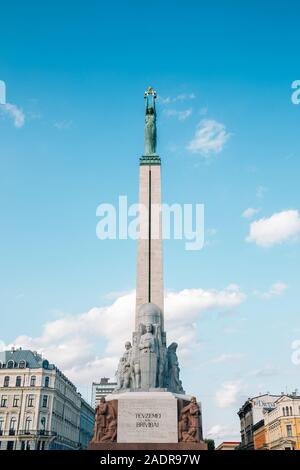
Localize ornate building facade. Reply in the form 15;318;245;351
0;349;94;450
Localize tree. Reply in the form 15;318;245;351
204;439;215;450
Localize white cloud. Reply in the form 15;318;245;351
206;424;240;440
54;120;73;130
254;281;288;299
159;93;195;104
242;207;260;219
3;285;245;388
0;102;25;128
256;185;267;199
209;353;243;364
246;210;300;247
164;108;192;121
216;381;243;408
186;119;231;156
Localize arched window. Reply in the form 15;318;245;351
30;376;36;387
9;417;16;435
42;360;49;370
283;407;286;416
16;376;21;387
25;417;32;434
286;406;289;416
290;406;293;416
4;376;9;387
7;360;14;369
44;376;49;388
19;360;26;369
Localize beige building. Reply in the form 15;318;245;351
264;394;300;450
0;348;94;450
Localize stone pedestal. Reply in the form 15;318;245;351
88;391;207;450
117;391;177;443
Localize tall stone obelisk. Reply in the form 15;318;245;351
89;87;207;450
135;87;164;330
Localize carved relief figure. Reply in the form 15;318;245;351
93;398;117;443
93;397;108;442
179;397;201;442
139;323;157;354
99;416;117;442
138;322;159;388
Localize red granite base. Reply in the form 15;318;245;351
88;441;208;450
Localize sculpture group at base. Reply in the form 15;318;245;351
115;302;184;394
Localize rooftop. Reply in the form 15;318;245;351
0;348;54;370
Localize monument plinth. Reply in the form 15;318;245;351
89;87;207;451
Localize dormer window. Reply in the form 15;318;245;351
7;360;14;369
42;360;49;370
19;360;26;369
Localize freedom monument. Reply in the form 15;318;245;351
89;88;207;450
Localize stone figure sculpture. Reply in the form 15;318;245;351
99;417;117;442
116;341;133;390
144;86;157;156
139;323;158;354
92;398;117;443
93;397;109;442
139;322;159;388
179;397;201;443
167;342;184;393
114;302;185;393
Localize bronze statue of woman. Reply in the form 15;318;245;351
144;87;157;156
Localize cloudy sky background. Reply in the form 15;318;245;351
1;1;300;444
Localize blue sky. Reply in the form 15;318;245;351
1;0;300;443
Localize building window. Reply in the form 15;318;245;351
30;376;36;387
9;417;16;435
290;406;293;416
7;441;14;450
283;407;286;416
19;360;26;369
3;376;9;387
40;416;46;432
13;395;20;407
21;441;25;450
44;376;49;388
7;360;14;369
16;376;21;387
1;396;7;407
42;395;48;408
286;424;293;437
0;419;4;436
27;394;34;407
25;417;32;434
286;406;289;416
